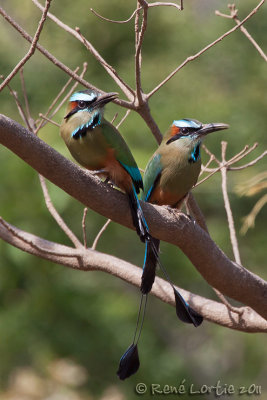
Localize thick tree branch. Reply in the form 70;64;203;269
0;217;266;333
0;115;266;322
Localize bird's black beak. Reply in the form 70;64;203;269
93;92;118;108
196;122;229;137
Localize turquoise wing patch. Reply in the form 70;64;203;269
141;153;162;202
119;161;143;192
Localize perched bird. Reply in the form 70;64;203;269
117;118;228;380
60;89;149;242
141;118;229;296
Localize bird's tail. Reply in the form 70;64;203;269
117;225;203;380
119;187;203;379
127;187;150;243
141;237;160;294
145;239;203;327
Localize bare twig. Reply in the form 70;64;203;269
1;79;31;130
38;113;60;127
116;109;131;129
31;0;135;100
240;194;267;235
220;142;242;265
148;2;181;10
200;154;216;176
90;2;181;24
0;7;132;110
0;0;52;92
202;144;220;165
90;6;142;24
135;1;148;103
92;219;112;250
35;66;80;132
229;150;267;171
82;207;89;248
19;69;35;130
39;175;82;249
216;4;267;62
148;0;265;98
213;288;244;315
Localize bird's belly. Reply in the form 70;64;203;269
151;161;201;207
65;130;109;171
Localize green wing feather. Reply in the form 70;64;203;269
141;153;162;201
101;120;143;191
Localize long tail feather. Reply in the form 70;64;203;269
117;295;147;380
149;240;203;327
128;188;150;243
141;237;160;294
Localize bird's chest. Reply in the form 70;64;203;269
159;145;201;204
62;123;110;170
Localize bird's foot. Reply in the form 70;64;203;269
90;169;107;176
166;205;182;217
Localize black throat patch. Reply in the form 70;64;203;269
72;112;101;140
188;143;200;163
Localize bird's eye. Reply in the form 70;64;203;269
78;100;86;108
181;127;189;134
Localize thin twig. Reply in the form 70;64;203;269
148;0;265;98
31;0;135;100
0;7;132;110
240;194;267;235
148;2;181;10
35;66;80;132
216;4;267;62
38;113;60;127
82;207;89;249
90;6;142;24
39;175;82;249
19;68;34;130
116;109;131;129
92;219;112;250
200;154;215;176
196;143;261;187
135;1;148;103
90;2;181;25
229;150;267;171
0;0;52;92
1;78;31;130
220;142;242;265
195;165;222;187
111;113;118;124
37;63;88;133
213;288;244;315
228;143;258;165
202;144;220;165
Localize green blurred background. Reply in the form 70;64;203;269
0;0;266;398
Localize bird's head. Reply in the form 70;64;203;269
165;119;229;146
64;89;118;120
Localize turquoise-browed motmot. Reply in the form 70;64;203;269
60;89;150;242
117;118;229;380
141;118;229;295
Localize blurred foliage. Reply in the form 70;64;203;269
0;0;266;399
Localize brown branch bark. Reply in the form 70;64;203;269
0;217;265;333
0;115;266;324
